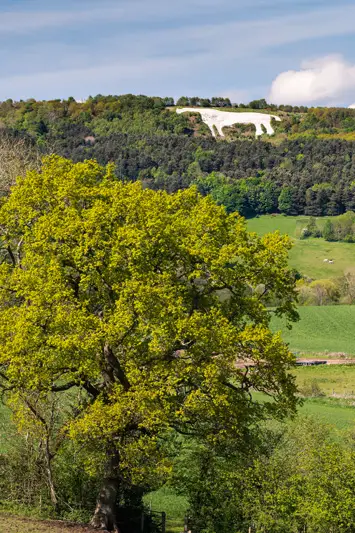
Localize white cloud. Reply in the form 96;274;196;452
349;104;355;109
269;55;355;105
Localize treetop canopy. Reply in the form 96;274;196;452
0;155;298;483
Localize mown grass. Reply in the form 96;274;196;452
300;398;355;429
252;390;355;430
247;215;305;237
271;305;355;355
248;215;355;279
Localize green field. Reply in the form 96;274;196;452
253;390;355;430
300;398;355;429
271;305;355;355
144;487;188;532
248;215;355;279
295;365;355;396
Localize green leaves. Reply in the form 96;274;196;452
0;156;298;482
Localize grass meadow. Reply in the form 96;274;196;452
247;215;355;279
271;305;355;355
295;365;355;396
143;488;188;533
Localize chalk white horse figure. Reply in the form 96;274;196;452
176;108;281;138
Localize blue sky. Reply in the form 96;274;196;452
1;0;355;105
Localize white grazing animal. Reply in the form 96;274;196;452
177;108;281;138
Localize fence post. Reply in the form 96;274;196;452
140;511;145;533
184;515;188;533
161;512;166;533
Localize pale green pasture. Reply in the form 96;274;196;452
248;215;355;279
271;305;355;355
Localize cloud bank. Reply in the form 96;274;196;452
269;55;355;105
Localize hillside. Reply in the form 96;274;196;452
3;94;355;141
2;95;355;220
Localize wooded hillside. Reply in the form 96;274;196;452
3;94;355;217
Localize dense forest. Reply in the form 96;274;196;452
2;94;355;217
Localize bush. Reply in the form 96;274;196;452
300;380;325;398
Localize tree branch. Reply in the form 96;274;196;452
82;380;100;399
7;245;16;267
104;344;130;391
51;381;77;393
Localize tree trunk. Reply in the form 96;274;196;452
44;437;58;512
46;464;58;510
91;451;121;532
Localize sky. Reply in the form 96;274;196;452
1;0;355;106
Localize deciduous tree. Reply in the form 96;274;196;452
0;156;298;530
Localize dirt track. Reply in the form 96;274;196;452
0;515;97;533
305;359;355;365
235;358;355;369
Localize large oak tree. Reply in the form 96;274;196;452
0;156;298;531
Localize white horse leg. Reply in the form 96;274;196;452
255;124;263;137
264;121;274;135
210;123;218;137
216;123;225;137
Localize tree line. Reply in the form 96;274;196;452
1;94;355;140
59;135;355;218
302;212;355;242
173;418;355;533
3;133;355;219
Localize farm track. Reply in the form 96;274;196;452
0;514;97;533
236;359;355;368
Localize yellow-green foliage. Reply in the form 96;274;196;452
0;156;298;482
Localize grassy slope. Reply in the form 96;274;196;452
300;399;355;429
254;387;355;430
271;305;355;355
248;215;355;279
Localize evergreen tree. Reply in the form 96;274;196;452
323;219;335;241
